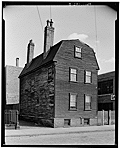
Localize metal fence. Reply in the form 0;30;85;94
97;110;115;125
5;110;19;129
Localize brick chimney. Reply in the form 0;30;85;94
27;39;35;64
43;19;54;58
16;58;19;67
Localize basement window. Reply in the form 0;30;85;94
64;119;71;126
84;118;90;125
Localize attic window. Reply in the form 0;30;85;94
75;46;82;58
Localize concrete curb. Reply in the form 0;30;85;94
6;129;115;138
5;125;115;138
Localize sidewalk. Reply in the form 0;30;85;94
5;125;115;137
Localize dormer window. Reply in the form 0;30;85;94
75;46;82;58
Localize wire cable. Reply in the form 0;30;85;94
36;6;43;31
50;5;52;20
94;6;98;55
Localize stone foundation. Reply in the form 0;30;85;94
54;117;98;128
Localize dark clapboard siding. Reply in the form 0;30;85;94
20;63;55;127
54;40;98;126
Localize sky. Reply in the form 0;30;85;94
3;4;117;74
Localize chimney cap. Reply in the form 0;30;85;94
30;39;33;43
47;20;50;26
29;39;34;46
16;57;19;67
46;19;53;27
50;19;53;27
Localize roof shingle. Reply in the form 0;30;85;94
19;40;63;77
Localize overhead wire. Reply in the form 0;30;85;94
94;5;98;56
50;5;52;20
36;6;43;31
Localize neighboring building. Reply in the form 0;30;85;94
19;20;99;127
98;71;115;111
6;58;23;110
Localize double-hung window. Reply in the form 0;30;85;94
85;71;92;83
84;95;91;111
69;93;77;110
75;46;82;58
70;68;77;82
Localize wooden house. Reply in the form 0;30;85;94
19;20;99;127
6;58;23;111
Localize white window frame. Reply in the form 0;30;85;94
75;46;82;58
70;68;77;82
85;71;92;83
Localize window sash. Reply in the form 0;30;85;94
75;52;81;58
85;95;91;103
86;76;91;83
76;47;81;52
86;71;91;76
71;68;77;74
70;74;77;82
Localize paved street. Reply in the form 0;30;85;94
5;125;115;145
6;130;114;145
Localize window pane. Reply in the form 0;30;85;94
71;68;77;74
75;52;81;58
86;71;91;76
71;74;76;81
76;47;81;52
86;76;91;83
70;101;76;107
85;96;91;103
71;94;76;101
85;105;91;110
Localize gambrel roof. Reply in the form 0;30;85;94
19;39;99;78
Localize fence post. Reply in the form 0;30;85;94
102;109;104;126
15;110;18;129
109;110;111;125
9;110;11;125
